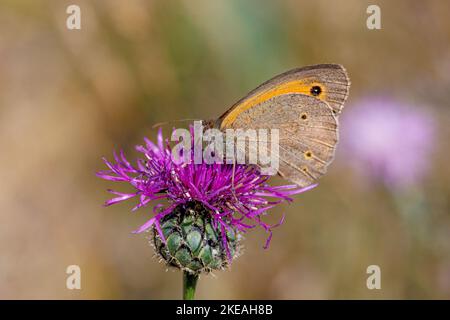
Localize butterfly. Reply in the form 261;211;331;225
208;64;350;188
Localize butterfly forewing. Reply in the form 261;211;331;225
218;64;349;130
216;64;349;187
223;94;338;187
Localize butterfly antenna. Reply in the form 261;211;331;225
152;118;201;129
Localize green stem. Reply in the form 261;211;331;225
183;271;199;300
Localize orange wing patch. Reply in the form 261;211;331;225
220;79;327;129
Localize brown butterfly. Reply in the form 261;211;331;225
207;64;350;188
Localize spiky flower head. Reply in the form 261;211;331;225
97;126;315;274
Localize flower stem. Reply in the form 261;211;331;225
183;271;198;300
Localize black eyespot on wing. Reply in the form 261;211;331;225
310;86;322;96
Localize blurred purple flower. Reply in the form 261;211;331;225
341;97;435;190
97;127;315;257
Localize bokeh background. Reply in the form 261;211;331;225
1;0;449;299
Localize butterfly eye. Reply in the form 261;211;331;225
310;85;322;96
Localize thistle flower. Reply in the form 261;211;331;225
341;97;435;190
97;126;314;298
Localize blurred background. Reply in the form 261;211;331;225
0;0;449;299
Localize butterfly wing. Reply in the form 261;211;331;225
217;64;350;130
222;93;338;187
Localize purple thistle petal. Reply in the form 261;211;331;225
154;220;166;243
263;231;273;250
104;190;138;206
247;205;275;218
132;216;157;234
